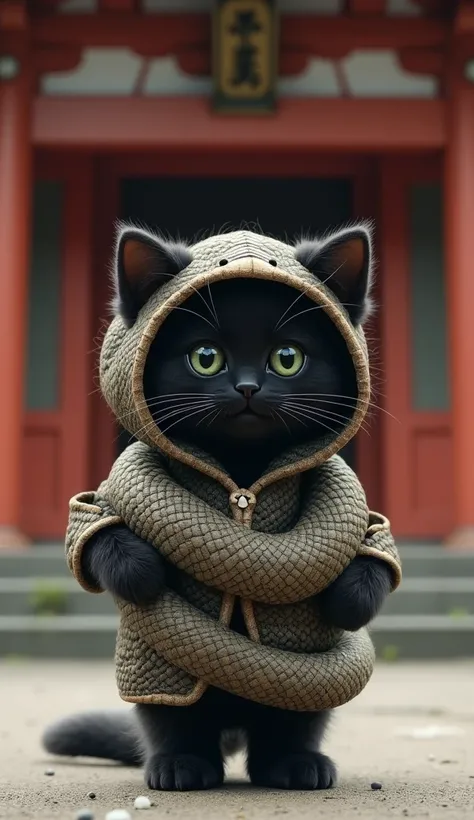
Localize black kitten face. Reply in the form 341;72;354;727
144;279;357;463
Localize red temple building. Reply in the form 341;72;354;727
1;0;473;548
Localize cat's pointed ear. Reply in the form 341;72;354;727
113;225;193;326
294;224;373;325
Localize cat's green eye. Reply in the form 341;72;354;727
269;345;305;377
189;345;225;377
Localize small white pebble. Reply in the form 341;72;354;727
105;811;132;820
134;797;151;810
44;768;55;776
75;811;94;820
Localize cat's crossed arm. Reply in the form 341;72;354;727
82;525;167;606
317;555;393;631
83;525;394;626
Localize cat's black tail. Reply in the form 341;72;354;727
42;710;143;766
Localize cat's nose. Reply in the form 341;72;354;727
235;382;261;399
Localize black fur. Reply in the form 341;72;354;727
138;693;332;791
82;525;166;607
43;223;390;790
319;556;393;632
42;710;142;766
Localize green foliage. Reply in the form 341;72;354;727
29;582;68;616
380;644;399;662
447;607;470;619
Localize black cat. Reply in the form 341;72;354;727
43;224;392;791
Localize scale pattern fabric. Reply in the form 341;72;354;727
64;229;402;711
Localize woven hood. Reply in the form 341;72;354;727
99;229;371;495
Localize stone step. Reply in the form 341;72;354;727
381;577;474;616
1;576;473;617
0;615;117;659
394;545;474;578
0;578;115;616
0;547;70;578
1;544;474;578
0;613;473;660
372;614;474;660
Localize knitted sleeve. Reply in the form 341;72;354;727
357;511;402;591
65;482;123;593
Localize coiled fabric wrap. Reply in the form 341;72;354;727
66;445;399;710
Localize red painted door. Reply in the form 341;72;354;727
379;157;453;539
22;154;93;540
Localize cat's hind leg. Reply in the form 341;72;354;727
246;706;336;790
136;701;224;791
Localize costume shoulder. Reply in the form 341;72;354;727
65;480;122;593
357;511;402;590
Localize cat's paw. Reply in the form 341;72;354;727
249;751;336;790
145;753;223;791
82;525;166;607
319;556;392;631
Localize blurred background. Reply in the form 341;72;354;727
0;0;473;665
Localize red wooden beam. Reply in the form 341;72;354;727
399;47;444;76
33;45;83;75
282;16;448;57
0;0;27;31
31;13;448;56
347;0;385;14
32;96;445;152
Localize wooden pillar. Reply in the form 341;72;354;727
0;29;32;546
445;42;474;547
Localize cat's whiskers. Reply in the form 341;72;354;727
152;400;216;427
273;288;309;332
130;400;214;440
321;259;346;287
132;267;219;329
278;406;308;428
282;401;371;438
188;282;220;329
147;396;215;412
116;394;216;425
207;282;220;328
146;392;216;402
282;392;400;423
160;403;218;436
206;408;222;428
280;404;340;439
276;303;365;332
169;305;218;332
120;418;157;449
196;406;221;429
282;400;371;436
272;267;361;331
283;400;353;424
270;408;292;436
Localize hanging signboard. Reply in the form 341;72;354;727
213;0;278;113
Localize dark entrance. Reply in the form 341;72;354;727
119;176;355;466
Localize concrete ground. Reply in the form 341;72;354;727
0;661;473;819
